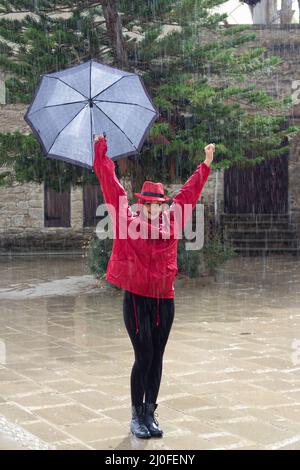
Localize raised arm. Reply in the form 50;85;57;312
170;143;214;231
93;136;129;215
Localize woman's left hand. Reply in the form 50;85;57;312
204;143;215;166
94;134;107;143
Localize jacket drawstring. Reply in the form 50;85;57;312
156;298;160;327
132;293;139;335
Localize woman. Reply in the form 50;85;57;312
93;135;214;439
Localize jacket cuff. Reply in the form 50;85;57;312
201;161;211;172
197;161;211;173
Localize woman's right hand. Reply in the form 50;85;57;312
94;134;107;143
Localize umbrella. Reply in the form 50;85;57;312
24;59;159;169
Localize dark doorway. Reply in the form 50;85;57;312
224;153;289;214
44;183;71;227
83;184;104;227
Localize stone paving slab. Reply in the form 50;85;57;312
0;255;300;449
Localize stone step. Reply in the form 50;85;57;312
223;221;297;230
221;213;292;222
227;239;298;248
231;247;300;256
0;251;84;256
226;230;298;240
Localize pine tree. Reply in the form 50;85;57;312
0;0;298;192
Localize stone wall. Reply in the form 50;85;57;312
71;186;84;231
0;180;94;253
0;103;29;133
0;182;43;233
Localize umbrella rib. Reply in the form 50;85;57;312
89;59;92;102
28;100;87;118
47;76;89;100
89;60;94;166
93;99;155;113
91;75;129;100
90;105;94;166
94;102;137;151
47;105;88;155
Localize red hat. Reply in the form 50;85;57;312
134;181;170;202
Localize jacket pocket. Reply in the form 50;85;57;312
109;258;137;279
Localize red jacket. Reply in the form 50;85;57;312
93;138;210;300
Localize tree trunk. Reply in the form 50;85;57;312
101;0;128;68
265;0;278;24
280;0;295;24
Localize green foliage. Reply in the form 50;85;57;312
0;132;99;190
0;6;106;103
177;238;203;278
118;0;173;22
202;236;237;273
85;236;113;279
176;234;236;278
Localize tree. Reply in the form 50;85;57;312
0;0;298;193
101;0;128;67
0;1;128;190
280;0;295;24
119;0;298;191
0;0;128;66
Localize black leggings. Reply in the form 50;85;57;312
123;290;175;407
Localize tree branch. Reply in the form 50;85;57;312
0;2;102;15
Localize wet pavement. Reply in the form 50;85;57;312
0;254;300;450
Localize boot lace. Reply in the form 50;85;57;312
153;411;159;426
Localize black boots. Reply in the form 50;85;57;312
144;403;163;438
130;403;163;438
130;405;151;439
